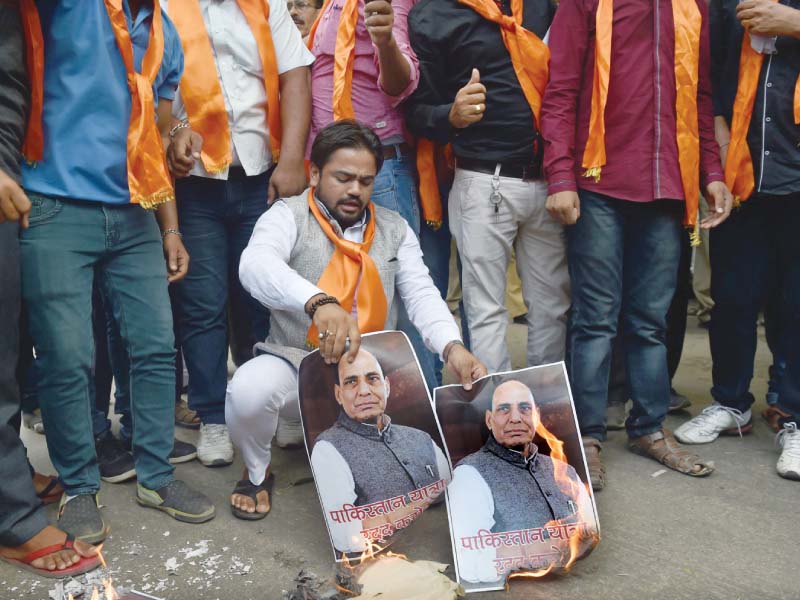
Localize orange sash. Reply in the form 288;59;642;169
456;0;550;129
20;0;44;162
20;0;173;208
169;1;282;173
582;0;701;231
306;189;388;346
307;0;359;120
725;30;800;202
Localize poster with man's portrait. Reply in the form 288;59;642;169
298;331;451;561
434;363;601;593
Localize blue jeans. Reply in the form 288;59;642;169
20;194;175;494
91;282;132;440
709;194;800;422
372;153;439;390
567;191;683;441
174;171;271;424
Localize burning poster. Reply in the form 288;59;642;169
434;362;600;593
298;331;451;560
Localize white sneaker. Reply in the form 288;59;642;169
674;403;752;444
197;423;234;467
275;417;304;449
776;422;800;481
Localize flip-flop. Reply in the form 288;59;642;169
0;533;101;579
230;473;274;521
36;475;63;506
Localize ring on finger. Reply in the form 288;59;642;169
475;104;483;113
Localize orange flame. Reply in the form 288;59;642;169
500;420;599;583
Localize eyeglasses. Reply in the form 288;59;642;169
287;1;315;9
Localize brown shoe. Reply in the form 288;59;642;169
628;429;714;477
582;437;606;491
762;405;791;433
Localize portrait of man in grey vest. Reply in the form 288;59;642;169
225;120;486;533
447;379;595;586
310;347;451;554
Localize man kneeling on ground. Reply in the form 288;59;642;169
225;120;486;519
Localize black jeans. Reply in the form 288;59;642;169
710;194;800;422
0;221;48;546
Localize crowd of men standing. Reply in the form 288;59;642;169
0;0;798;579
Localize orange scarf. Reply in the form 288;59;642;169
306;189;388;346
456;0;550;129
583;0;701;233
416;140;442;230
725;30;800;202
307;0;359;120
169;1;282;173
20;0;173;208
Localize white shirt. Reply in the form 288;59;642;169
310;437;451;553
164;0;315;179
239;195;463;359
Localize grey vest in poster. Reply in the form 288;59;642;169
458;437;579;533
317;412;441;506
254;192;407;368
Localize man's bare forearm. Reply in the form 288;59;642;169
377;38;411;97
278;66;311;167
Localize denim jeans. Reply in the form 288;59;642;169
91;282;132;440
709;194;800;422
174;171;271;424
372;153;439;390
21;281;133;441
567;191;683;441
20;194;175;494
0;221;48;546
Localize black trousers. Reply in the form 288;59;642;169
0;221;48;546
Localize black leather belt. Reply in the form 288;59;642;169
382;142;413;159
457;157;542;181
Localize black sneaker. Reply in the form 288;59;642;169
122;436;198;465
95;431;136;483
57;493;109;544
136;480;215;523
170;439;198;464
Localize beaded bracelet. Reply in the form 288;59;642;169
307;295;340;319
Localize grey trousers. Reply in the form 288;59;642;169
0;221;48;546
448;168;570;372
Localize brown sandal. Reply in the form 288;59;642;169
581;437;606;491
175;401;200;429
628;429;714;477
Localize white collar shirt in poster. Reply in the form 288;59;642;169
164;0;314;179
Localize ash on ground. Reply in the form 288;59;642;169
283;557;463;600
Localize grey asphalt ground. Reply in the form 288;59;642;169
2;313;795;600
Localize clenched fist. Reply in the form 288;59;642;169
449;68;487;129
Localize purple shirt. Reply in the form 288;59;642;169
541;0;724;203
309;0;419;149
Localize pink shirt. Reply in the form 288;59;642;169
309;0;419;148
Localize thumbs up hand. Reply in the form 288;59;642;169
448;68;487;129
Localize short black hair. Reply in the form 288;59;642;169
309;120;384;174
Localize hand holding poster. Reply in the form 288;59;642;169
298;331;451;559
434;362;601;592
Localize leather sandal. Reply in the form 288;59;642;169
628;429;714;477
582;437;606;491
230;473;275;521
175;401;200;429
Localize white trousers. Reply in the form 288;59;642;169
449;168;571;372
225;353;300;485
